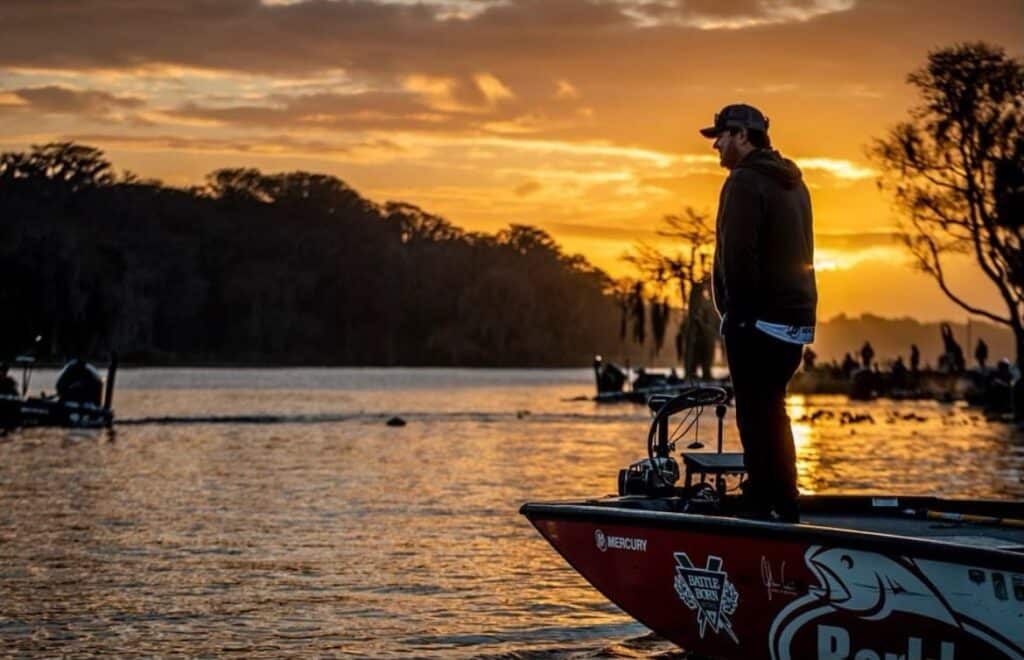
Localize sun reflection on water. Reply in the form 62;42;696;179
786;394;817;495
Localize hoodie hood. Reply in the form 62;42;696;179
736;149;803;189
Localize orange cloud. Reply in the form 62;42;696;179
0;0;1017;322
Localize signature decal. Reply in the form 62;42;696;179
761;556;798;601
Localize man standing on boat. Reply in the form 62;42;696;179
701;104;817;522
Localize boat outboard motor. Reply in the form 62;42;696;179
0;363;19;397
594;355;627;394
55;359;104;406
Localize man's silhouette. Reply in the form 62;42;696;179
702;104;816;523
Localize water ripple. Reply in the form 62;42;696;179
1;371;1021;657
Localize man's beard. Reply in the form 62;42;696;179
720;141;742;169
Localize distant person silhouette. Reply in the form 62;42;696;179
975;338;989;371
701;103;816;523
860;341;875;369
992;358;1013;386
940;323;965;373
802;346;817;371
593;355;626;394
0;363;18;397
986;358;1015;414
910;344;921;373
841;352;858;378
891;356;909;388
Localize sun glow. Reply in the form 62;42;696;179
795;158;876;181
814;246;907;273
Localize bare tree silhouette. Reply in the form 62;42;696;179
870;43;1024;375
625;207;717;372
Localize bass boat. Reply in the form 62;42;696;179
0;354;116;429
521;386;1024;659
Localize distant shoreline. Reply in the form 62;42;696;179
15;314;1015;371
23;361;607;370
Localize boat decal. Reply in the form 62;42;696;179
768;545;1024;660
594;529;646;553
761;556;798;601
673;552;739;644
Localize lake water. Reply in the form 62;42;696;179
1;368;1022;657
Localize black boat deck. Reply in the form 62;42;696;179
801;511;1024;553
672;452;1024;552
523;494;1024;570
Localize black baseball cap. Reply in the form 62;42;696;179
699;104;769;138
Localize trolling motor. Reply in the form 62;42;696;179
618;386;730;496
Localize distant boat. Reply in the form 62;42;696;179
593;355;729;404
0;354;116;429
521;387;1024;658
789;366;974;402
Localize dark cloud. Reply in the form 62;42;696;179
170;90;435;129
641;174;721;192
546;221;663;242
164;82;582;135
4;85;144;116
0;0;1014;80
64;132;405;158
0;0;1017;154
514;180;541;196
679;0;766;13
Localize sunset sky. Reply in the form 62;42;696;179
1;0;1020;321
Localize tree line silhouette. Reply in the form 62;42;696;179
0;142;637;366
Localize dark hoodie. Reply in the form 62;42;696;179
712;148;817;329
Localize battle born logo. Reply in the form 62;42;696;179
674;552;740;644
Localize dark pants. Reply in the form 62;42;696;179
724;324;803;510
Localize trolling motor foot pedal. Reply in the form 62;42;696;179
681;452;746;495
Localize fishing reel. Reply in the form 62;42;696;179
617;386;730;497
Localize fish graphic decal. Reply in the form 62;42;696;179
768;546;1023;660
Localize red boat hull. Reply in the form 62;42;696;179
523;503;1024;660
